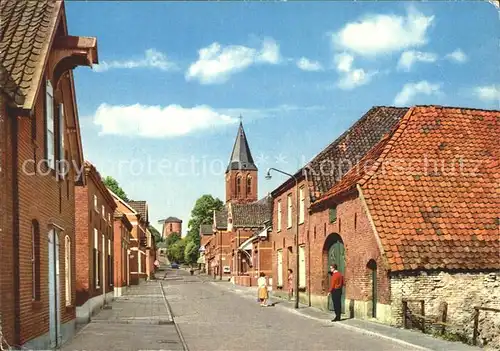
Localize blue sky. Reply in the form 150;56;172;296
66;1;499;234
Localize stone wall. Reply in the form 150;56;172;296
391;271;500;349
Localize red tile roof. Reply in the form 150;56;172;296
0;0;61;109
319;106;500;272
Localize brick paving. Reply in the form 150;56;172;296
165;270;417;351
61;281;182;351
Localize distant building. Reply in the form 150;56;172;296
158;217;182;239
208;122;273;284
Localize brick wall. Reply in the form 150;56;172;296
74;172;115;307
163;221;181;238
0;93;15;343
225;170;258;204
270;181;390;318
113;217;130;288
391;271;500;348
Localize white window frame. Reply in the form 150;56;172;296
65;235;71;306
299;245;306;288
94;228;100;288
287;193;292;229
57;103;66;180
46;80;55;170
277;249;283;286
102;205;105;218
299;187;305;224
277;200;282;232
93;195;98;212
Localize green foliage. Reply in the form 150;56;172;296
185;194;223;246
184;240;199;266
148;225;162;243
103;176;129;201
165;232;181;247
166;239;186;264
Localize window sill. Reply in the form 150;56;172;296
298;222;304;226
31;300;42;311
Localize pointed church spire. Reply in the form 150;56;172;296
226;120;257;173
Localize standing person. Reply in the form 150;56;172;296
287;269;294;301
329;264;344;322
257;272;269;307
266;277;274;307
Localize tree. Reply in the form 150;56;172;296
167;239;186;264
185;194;223;246
103;176;129;201
165;232;181;247
148;225;162;243
184;240;199;266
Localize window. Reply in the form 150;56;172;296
287;194;292;228
299;187;305;224
169;223;173;232
57;103;65;179
246;176;252;196
236;175;242;197
93;195;98;212
45;80;55;170
329;206;337;223
102;205;105;218
31;220;41;301
299;246;306;288
277;250;283;286
108;239;113;287
277;200;282;232
108;212;111;223
65;235;71;306
93;229;100;288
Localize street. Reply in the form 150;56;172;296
165;269;416;351
61;268;479;351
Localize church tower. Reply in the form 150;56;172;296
225;121;258;204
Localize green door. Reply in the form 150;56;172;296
326;238;345;313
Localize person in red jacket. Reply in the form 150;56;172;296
329;264;344;322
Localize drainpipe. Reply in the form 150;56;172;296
0;95;4;336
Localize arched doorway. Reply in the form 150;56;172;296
324;233;345;313
367;259;377;318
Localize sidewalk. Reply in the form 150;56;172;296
207;277;479;351
62;281;183;351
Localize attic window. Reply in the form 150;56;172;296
329;206;337;223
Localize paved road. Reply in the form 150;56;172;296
164;269;420;351
62;281;183;351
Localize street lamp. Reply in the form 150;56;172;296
266;167;300;309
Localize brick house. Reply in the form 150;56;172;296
128;201;155;280
198;224;214;272
74;162;117;324
270;107;407;299
113;210;132;297
159;216;182;239
271;106;500;346
0;0;97;348
209;122;273;284
109;193;148;285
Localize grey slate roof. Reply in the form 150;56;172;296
162;216;182;223
305;106;409;201
214;207;228;230
232;195;272;228
128;201;148;221
226;122;257;172
199;224;213;235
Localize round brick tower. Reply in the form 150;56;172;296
160;217;182;239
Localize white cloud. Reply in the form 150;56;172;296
91;103;320;138
185;38;281;84
332;8;434;56
445;49;468;63
397;50;438;71
296;57;323;71
92;103;237;138
334;53;376;90
93;49;177;72
473;85;500;102
393;81;442;105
